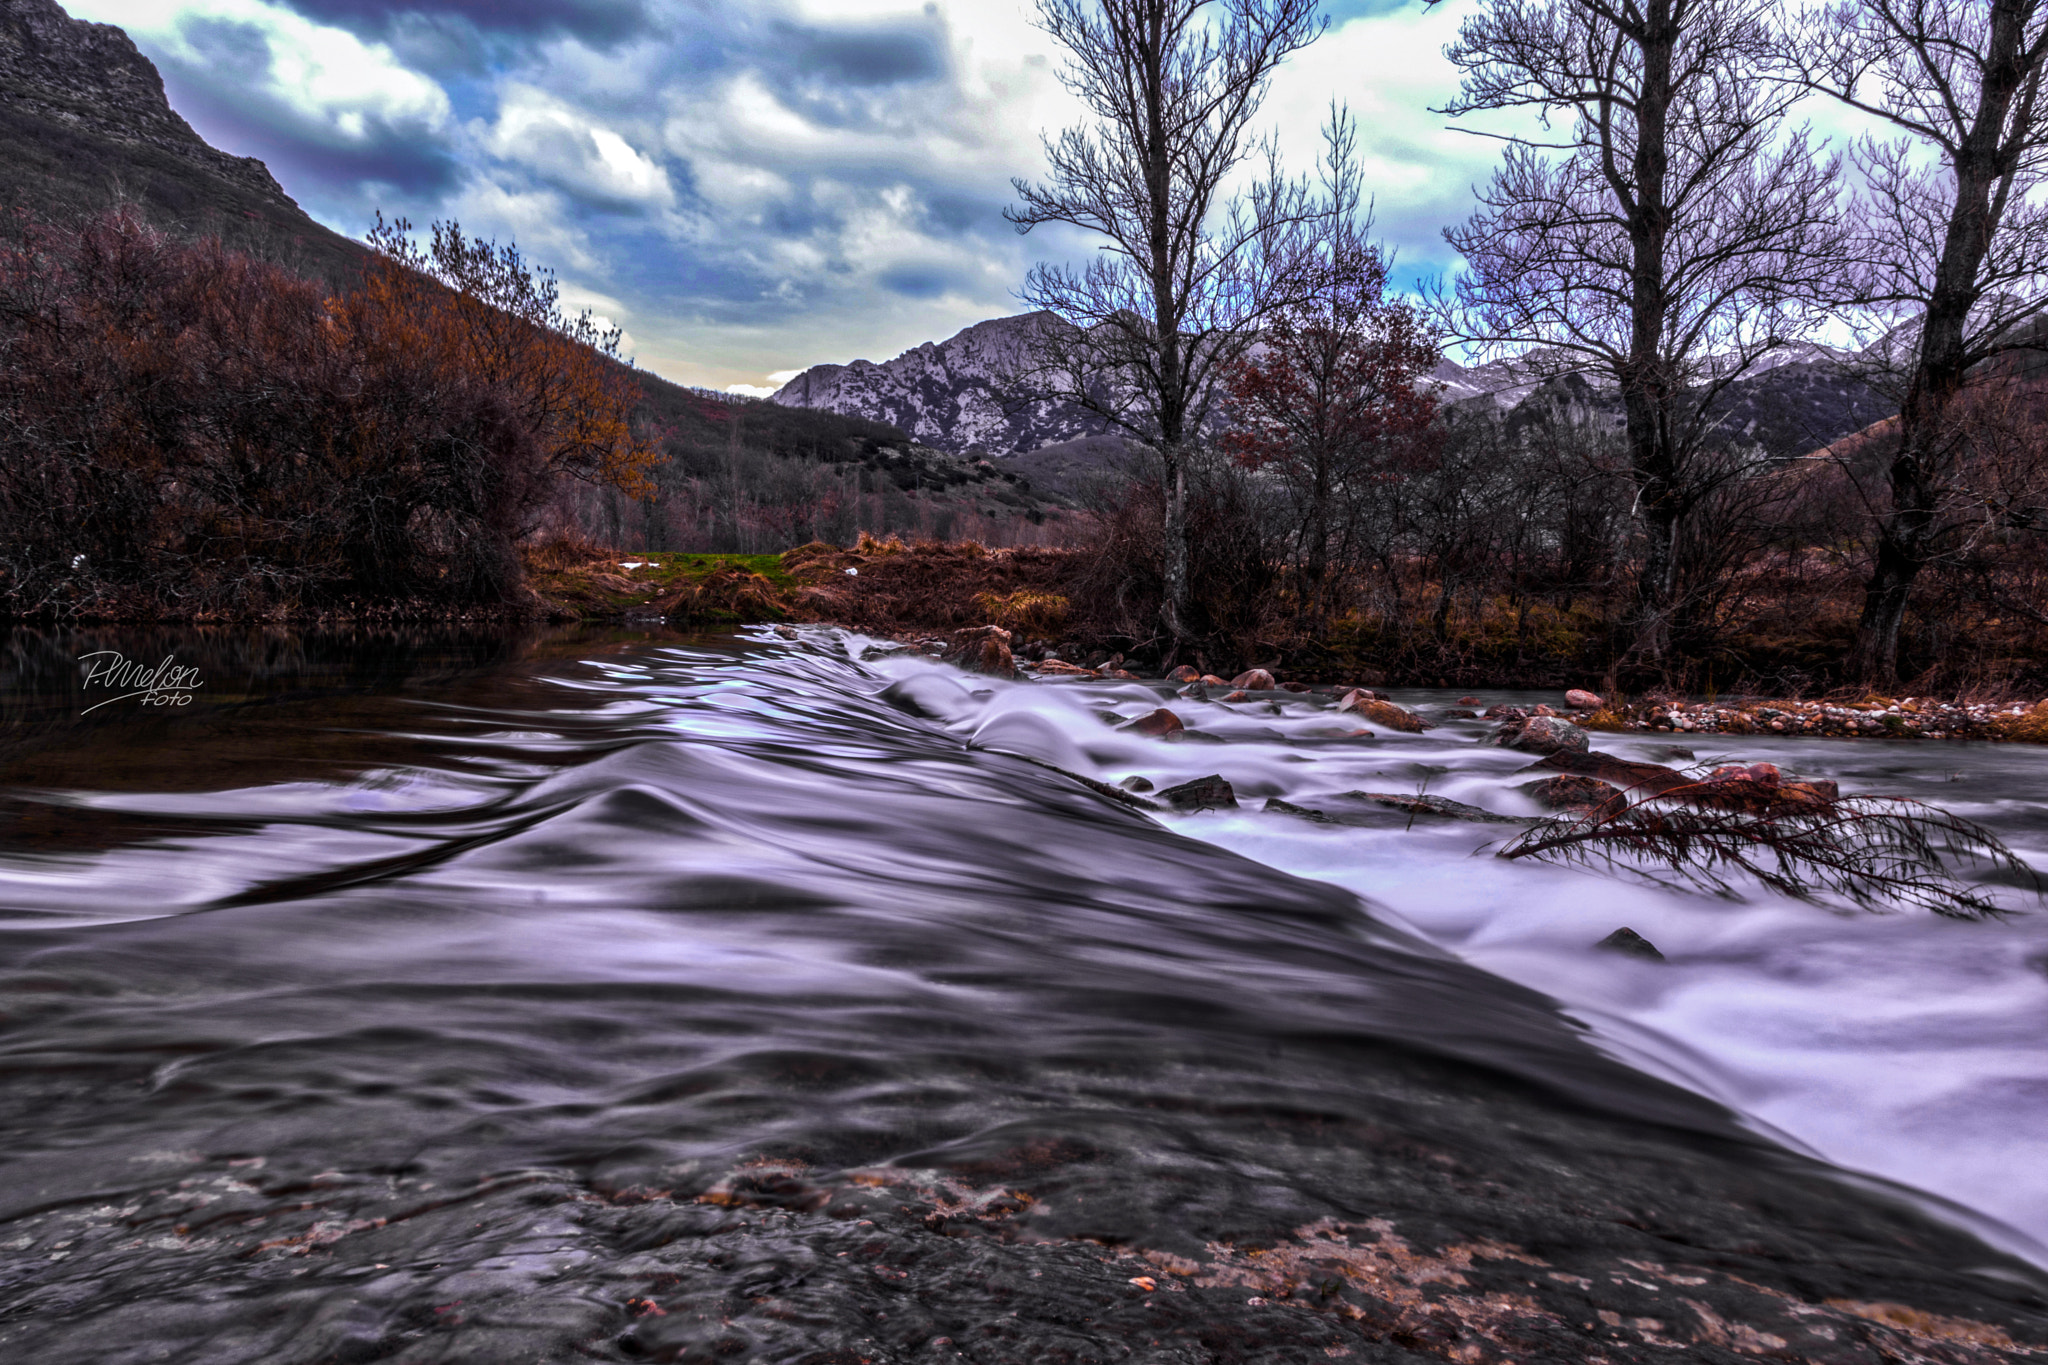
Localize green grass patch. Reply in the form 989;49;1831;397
609;552;798;590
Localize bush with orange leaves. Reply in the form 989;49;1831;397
352;215;656;499
0;208;654;618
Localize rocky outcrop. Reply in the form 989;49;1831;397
0;0;295;209
771;313;1108;455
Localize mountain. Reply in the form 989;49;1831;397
771;312;1109;454
0;0;366;283
774;315;1899;464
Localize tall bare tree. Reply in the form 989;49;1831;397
1007;0;1323;649
1792;0;2048;684
1437;0;1847;670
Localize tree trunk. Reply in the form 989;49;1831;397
1619;0;1678;672
1853;0;2031;683
1160;444;1190;642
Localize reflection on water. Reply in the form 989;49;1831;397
0;625;2043;1364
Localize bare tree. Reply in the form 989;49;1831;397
1006;0;1324;650
1436;0;1847;672
1791;0;2048;684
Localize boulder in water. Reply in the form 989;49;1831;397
1158;774;1238;811
1566;688;1604;710
1222;690;1251;703
1166;665;1201;683
1493;715;1590;755
1339;691;1430;733
1522;775;1622;814
1339;791;1525;824
1596;927;1665;960
1231;668;1276;690
1121;708;1185;738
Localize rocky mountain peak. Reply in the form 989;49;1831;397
0;0;294;209
771;311;1109;454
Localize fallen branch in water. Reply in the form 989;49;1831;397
1497;791;2039;918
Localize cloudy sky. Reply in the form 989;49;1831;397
70;0;1509;394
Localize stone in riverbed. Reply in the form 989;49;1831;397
1596;927;1665;960
1230;668;1276;690
1279;681;1313;693
1222;690;1251;703
1120;707;1185;738
1337;691;1431;732
1119;775;1155;793
1166;665;1201;683
1158;774;1238;811
1458;695;1483;705
1338;792;1525;824
1492;714;1590;755
1566;688;1604;710
1522;775;1623;814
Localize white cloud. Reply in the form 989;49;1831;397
70;0;450;146
483;84;674;211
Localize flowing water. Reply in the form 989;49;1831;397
1;625;2045;1364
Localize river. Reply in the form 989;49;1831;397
0;624;2044;1364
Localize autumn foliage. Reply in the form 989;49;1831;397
0;208;654;618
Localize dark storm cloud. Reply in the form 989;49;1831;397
878;264;955;299
776;17;947;87
281;0;652;46
153;44;461;205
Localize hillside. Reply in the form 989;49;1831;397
0;0;368;284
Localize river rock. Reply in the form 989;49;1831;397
1158;774;1237;811
1034;659;1102;678
1519;750;1689;797
1493;715;1590;755
1119;775;1155;793
1339;791;1525;824
1200;674;1228;686
1458;695;1483;705
1230;668;1276;690
1338;691;1430;733
1440;708;1479;720
1264;797;1336;824
1166;665;1201;683
1222;690;1250;703
1522;775;1623;814
1532;703;1558;717
943;625;1016;678
1121;707;1184;738
1279;681;1313;693
1566;688;1604;710
1689;763;1840;813
1483;704;1527;720
1596;927;1665;960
